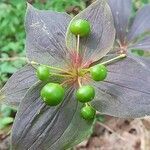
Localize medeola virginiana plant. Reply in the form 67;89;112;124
0;0;150;149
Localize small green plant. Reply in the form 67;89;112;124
0;105;16;129
0;0;86;86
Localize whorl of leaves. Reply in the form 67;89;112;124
0;0;150;149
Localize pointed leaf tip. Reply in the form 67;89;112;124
25;4;71;66
66;0;115;64
0;65;37;108
92;56;150;118
11;83;94;149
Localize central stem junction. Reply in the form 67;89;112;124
30;34;126;86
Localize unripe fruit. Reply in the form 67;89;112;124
81;105;96;120
36;65;50;81
76;85;95;103
41;83;65;106
70;19;91;37
90;65;107;81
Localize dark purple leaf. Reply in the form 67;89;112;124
11;82;93;150
129;36;150;51
66;0;115;64
128;36;150;71
0;65;37;107
128;5;150;41
25;3;71;67
91;56;150;118
108;0;132;44
128;53;150;73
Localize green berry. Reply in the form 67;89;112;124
70;19;91;37
90;65;107;81
36;65;50;81
81;105;96;120
41;83;65;106
76;85;95;103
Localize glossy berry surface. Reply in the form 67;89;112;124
76;85;95;103
36;65;50;81
70;19;91;37
40;83;65;106
90;65;107;81
81;105;96;120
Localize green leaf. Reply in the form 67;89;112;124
0;104;14;117
0;117;14;129
0;62;18;74
131;49;145;56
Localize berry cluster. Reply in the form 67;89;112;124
35;19;108;120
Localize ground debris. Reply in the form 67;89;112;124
76;116;148;150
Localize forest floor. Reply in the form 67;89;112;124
76;117;150;150
1;116;150;150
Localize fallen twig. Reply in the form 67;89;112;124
97;122;126;141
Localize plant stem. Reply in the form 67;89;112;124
61;79;73;86
81;54;126;74
78;78;82;87
85;103;89;107
51;73;72;78
77;34;80;53
30;61;74;75
0;57;26;62
47;66;71;75
84;54;126;72
100;54;126;65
